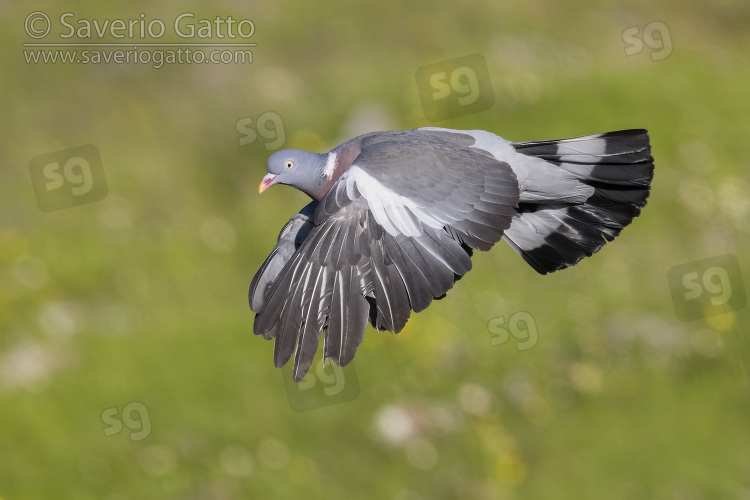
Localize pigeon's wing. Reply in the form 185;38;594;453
340;129;521;251
249;201;317;314
252;129;520;381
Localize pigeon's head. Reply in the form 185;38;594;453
259;149;330;200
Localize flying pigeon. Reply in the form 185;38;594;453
249;127;654;381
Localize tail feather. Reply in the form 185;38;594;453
504;129;654;274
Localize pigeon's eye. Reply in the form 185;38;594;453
285;160;294;169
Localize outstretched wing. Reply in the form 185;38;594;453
250;129;520;381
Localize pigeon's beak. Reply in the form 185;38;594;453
258;173;279;194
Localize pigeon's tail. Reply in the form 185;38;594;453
503;129;654;274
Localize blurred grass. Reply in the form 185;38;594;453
1;0;750;499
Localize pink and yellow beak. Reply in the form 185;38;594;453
258;173;278;194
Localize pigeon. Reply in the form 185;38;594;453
249;127;654;381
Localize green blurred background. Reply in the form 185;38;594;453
2;0;749;498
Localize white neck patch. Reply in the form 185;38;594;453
323;151;338;180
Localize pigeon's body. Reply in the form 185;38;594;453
250;127;654;380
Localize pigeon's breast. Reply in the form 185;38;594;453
331;142;363;179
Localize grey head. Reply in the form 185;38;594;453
259;148;331;200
